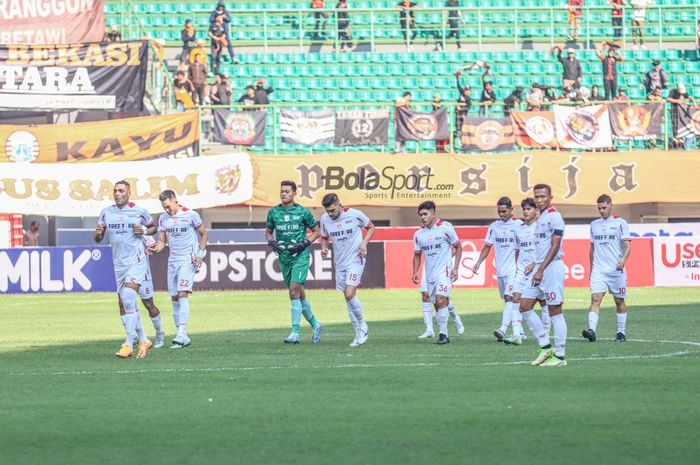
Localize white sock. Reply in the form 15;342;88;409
552;313;567;358
348;296;364;325
447;302;460;322
540;304;551;329
436;307;449;337
151;315;163;334
346;300;359;331
124;313;137;347
120;287;139;347
120;315;127;329
588;311;599;332
178;298;190;338
135;311;147;342
499;301;512;333
172;300;181;327
616;312;627;334
521;309;550;347
510;302;524;338
422;302;434;333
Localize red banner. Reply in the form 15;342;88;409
0;0;105;44
511;111;559;148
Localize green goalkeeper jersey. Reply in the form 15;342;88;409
266;203;317;264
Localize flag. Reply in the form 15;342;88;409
212;109;266;146
334;109;390;146
459;117;514;152
609;103;663;141
510;111;559;148
280;109;335;145
675;104;700;139
554;104;613;149
395;107;449;141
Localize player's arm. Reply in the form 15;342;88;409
472;244;491;273
307;224;321;244
359;221;376;258
192;223;208;268
145;223;157;235
320;235;331;258
618;240;631;271
532;234;563;286
149;230;167;255
412;252;422;284
589;242;595;273
94;224;105;243
450;240;463;282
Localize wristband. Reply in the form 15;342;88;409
196;249;207;258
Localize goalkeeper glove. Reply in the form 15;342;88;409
287;239;311;254
268;240;285;254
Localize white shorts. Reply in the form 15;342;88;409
420;268;428;294
497;274;516;299
590;270;627;298
512;270;530;296
426;275;452;302
114;262;149;293
335;261;365;291
521;260;565;305
167;261;196;296
139;276;154;300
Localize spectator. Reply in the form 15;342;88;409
553;45;582;89
614;88;629;102
190;54;208;106
609;0;627;38
432;93;449;152
190;39;208;66
567;0;583;41
209;15;227;75
596;42;624;101
333;0;353;52
590;85;605;101
558;85;578;102
210;74;233;105
253;78;274;105
576;86;591;104
105;25;121;42
180;19;196;64
311;0;329;40
630;0;654;50
443;0;466;50
396;0;420;51
23;221;39;247
479;67;497;117
667;83;698;150
647;85;663;102
238;86;257;109
210;1;237;63
394;91;412;153
503;87;523;116
526;83;545;110
641;60;669;95
174;71;195;112
454;69;472;132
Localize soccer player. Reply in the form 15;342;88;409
418;266;465;339
518;184;568;367
94;180;163;359
148;190;208;349
472;197;524;343
412;201;463;345
583;194;631;343
266;181;323;344
319;194;376;347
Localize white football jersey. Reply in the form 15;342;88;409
514;221;537;272
413;219;459;282
484;216;522;277
534;207;565;264
320;207;371;271
158;206;203;264
590;215;631;273
98;202;153;269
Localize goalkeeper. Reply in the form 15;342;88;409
265;180;323;344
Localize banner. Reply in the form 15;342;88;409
609;103;663;141
459;116;514;152
0;112;199;163
334;109;389;146
0;0;105;44
395;107;449;141
0;41;148;112
0;153;253;216
653;237;700;287
554;104;613;149
212;109;266;146
511;111;559;148
675;105;700;139
250;150;700;207
280;109;335;145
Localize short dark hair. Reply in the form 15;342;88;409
322;193;339;208
114;180;130;189
417;201;436;212
521;197;536;209
176;71;185;77
185;19;192;24
402;91;412;97
159;190;177;202
30;221;38;227
280;180;297;192
533;183;552;194
246;85;254;90
597;194;612;204
497;196;513;208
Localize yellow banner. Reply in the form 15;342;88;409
0;112;199;163
250;150;700;207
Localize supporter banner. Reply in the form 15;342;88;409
653;237;700;287
280;109;335;145
0;112;199;163
675;105;700;139
0;153;253;216
554;104;613;149
212;109;266;146
0;246;116;293
0;0;105;45
459;116;514;152
511;111;559;148
609;103;663;141
395;107;449;141
0;41;147;112
148;242;386;291
249;151;700;207
334;109;389;146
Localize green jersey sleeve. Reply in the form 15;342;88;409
266;208;276;230
303;208;318;230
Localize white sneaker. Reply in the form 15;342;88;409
153;331;165;349
454;318;465;335
349;337;360;347
418;329;435;339
356;323;368;345
171;335;191;349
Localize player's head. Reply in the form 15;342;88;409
596;194;613;219
417;201;437;227
280;180;297;205
520;197;537;223
322;193;342;219
113;180;131;207
159;190;180;215
496;196;513;221
533;183;553;212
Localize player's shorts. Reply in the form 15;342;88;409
280;257;310;288
420;268;428;294
497;273;516;299
139;276;154;300
590;269;627;298
335;261;365;291
512;269;530;296
167;260;196;296
114;261;149;293
426;275;452;302
521;259;565;305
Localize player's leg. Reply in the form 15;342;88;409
585;270;607;342
337;269;359;344
299;285;323;344
433;279;452;344
519;281;553;365
538;298;551;333
494;277;512;342
447;298;464;335
507;292;524;346
611;273;628;342
117;294;127;343
419;269;435;338
281;259;302;344
344;262;367;346
116;281;140;358
139;276;165;348
539;261;567;367
172;262;195;348
504;275;524;340
167;263;180;329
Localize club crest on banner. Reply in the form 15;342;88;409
5;130;40;163
351;118;375;139
524;115;555;145
214;165;243;195
224;113;257;144
472;120;505;151
615;105;652;138
565;111;600;144
407;114;438;140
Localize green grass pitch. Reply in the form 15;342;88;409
1;287;699;465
